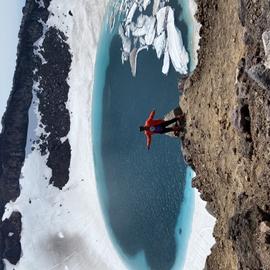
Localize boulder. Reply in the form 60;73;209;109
247;64;270;90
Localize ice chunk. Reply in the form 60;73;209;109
129;48;137;76
137;14;147;28
129;46;148;76
131;15;156;43
121;51;129;64
166;7;189;74
132;27;148;37
119;24;132;54
132;22;148;37
162;41;170;75
118;0;189;75
153;0;161;15
125;2;138;25
143;0;151;10
125;23;131;38
145;16;156;45
156;7;168;35
139;36;146;46
131;15;148;37
35;0;45;8
154;31;166;59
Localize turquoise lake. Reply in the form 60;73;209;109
92;1;195;269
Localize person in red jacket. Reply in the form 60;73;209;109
139;110;181;149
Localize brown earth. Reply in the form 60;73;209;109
180;0;270;269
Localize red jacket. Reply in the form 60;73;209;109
144;110;164;149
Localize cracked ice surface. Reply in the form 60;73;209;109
3;0;126;269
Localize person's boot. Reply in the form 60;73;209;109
173;125;180;136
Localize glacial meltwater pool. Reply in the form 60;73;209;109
92;1;196;269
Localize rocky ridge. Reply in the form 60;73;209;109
0;0;72;268
181;0;270;269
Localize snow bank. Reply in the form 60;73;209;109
3;0;126;269
189;0;201;69
183;173;216;270
181;0;201;72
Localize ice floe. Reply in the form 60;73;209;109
113;0;189;76
153;31;166;59
167;8;189;74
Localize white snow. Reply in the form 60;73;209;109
3;0;127;269
119;24;132;53
156;6;167;35
125;2;138;26
144;16;156;45
24;78;43;156
153;31;166;59
166;7;189;74
183;177;216;270
131;15;149;37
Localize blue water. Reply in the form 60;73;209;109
171;167;195;270
92;1;195;269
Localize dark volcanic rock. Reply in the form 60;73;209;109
0;0;72;266
1;212;22;265
35;26;72;189
0;0;52;267
47;139;71;189
0;0;48;218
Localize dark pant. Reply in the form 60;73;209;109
157;118;179;134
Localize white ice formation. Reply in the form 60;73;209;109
183;177;216;270
114;0;189;76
